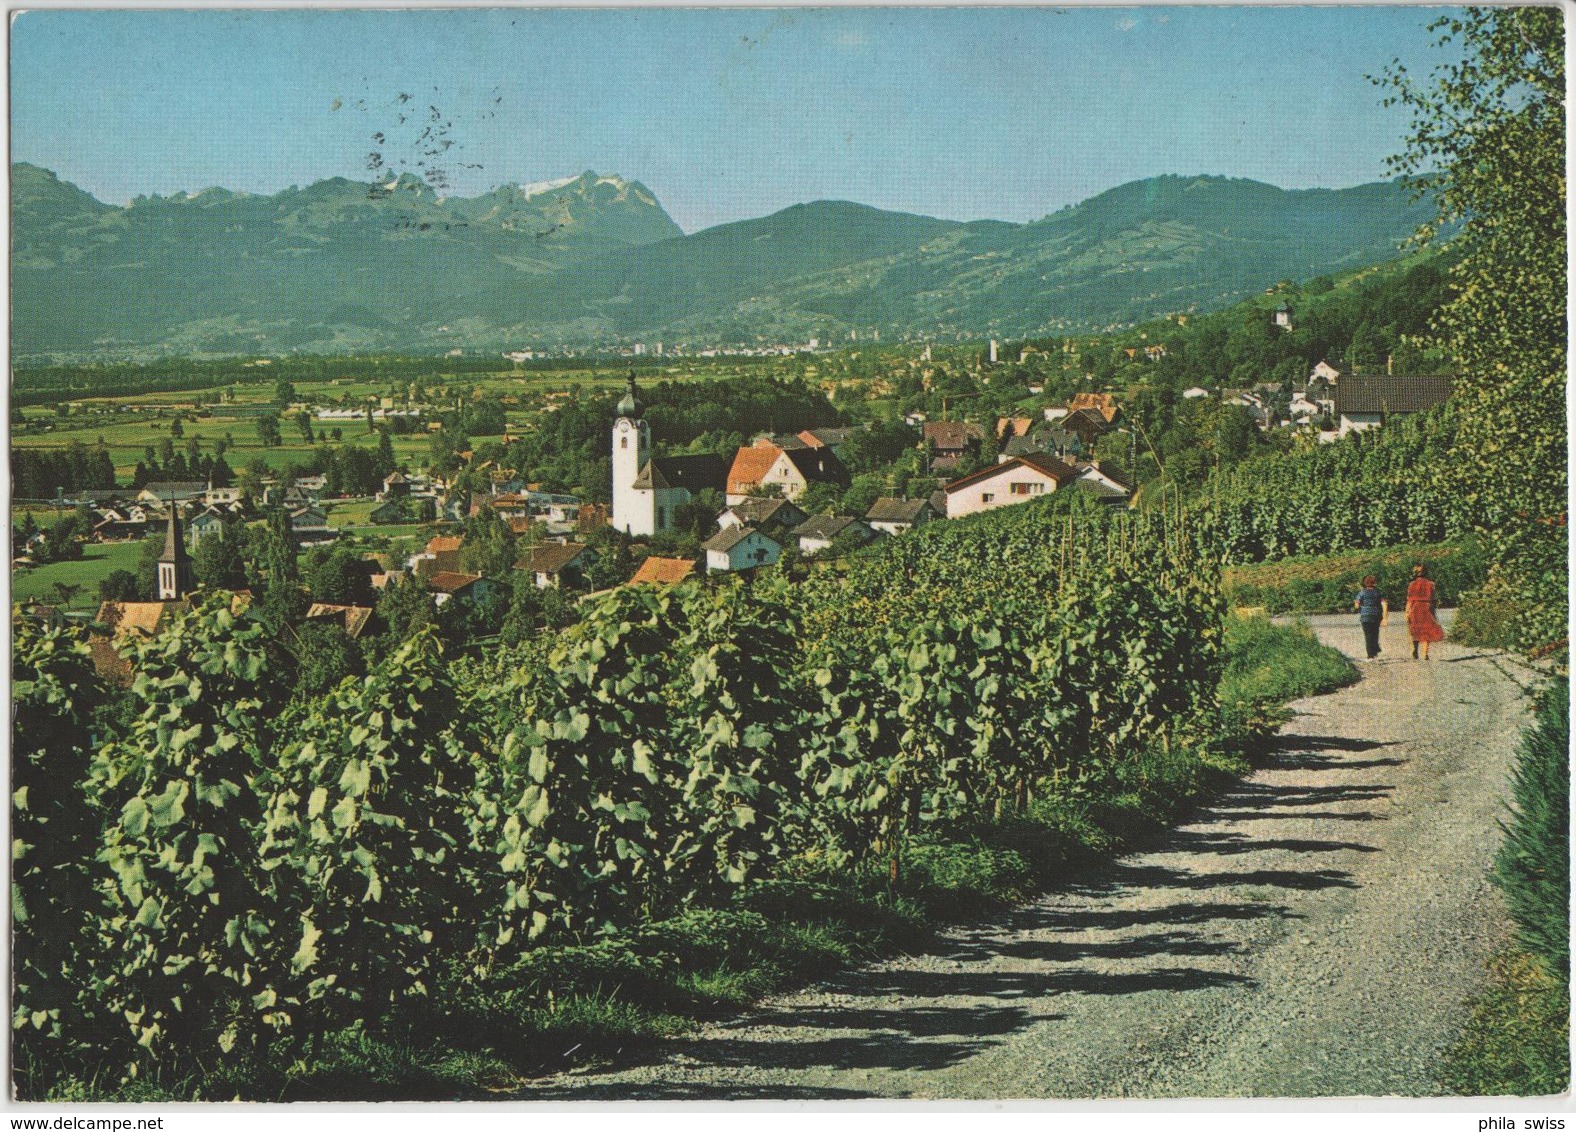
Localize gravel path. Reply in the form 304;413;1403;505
541;613;1537;1099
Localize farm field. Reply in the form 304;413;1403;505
11;538;148;611
11;362;743;487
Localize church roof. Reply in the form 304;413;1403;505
616;374;643;419
632;453;728;493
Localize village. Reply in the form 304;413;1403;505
13;347;1453;692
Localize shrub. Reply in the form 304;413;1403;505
1450;566;1526;650
1495;679;1569;981
87;598;289;1071
261;631;494;1039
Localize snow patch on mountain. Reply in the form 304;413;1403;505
521;175;578;198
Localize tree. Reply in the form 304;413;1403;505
169;417;184;439
297;413;315;445
1379;8;1566;651
843;420;918;474
274;376;296;407
40;513;86;565
257;414;282;448
1213;405;1258;466
210;455;234;488
375;427;397;478
373;575;437;650
289;621;364;699
794;481;843;517
192;519;248;591
461;507;517;579
307;546;370;605
499;577;544;646
252;509;303;627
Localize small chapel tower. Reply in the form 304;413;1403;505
611;374;653;536
157;502;194;600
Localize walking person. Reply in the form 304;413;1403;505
1406;562;1446;659
1353;574;1388;660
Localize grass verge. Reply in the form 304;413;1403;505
1441;951;1570;1096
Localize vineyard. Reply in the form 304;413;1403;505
13;492;1251;1098
1213;405;1467;565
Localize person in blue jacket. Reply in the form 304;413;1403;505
1352;574;1388;660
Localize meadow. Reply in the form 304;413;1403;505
11;361;736;485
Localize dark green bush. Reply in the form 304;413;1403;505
1495;679;1569;981
1450;573;1526;649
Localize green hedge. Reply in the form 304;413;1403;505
1496;678;1569;981
1222;540;1486;615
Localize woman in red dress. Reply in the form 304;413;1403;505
1406;563;1446;659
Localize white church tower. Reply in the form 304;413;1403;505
611;374;654;535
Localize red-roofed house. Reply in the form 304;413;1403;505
725;439;849;506
424;571;499;608
629;556;697;586
408;534;466;577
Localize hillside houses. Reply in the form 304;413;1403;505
525;542;592;589
943;453;1079;520
425;571;497;608
922;420;986;472
303;603;379;640
790;515;874;556
1068;392;1120;423
725;438;849;505
717;496;808;534
1061;408;1113;451
629;556;697;586
1334;373;1453;438
702;526;781;573
864;497;939;536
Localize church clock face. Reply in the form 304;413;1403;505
618;420;630;433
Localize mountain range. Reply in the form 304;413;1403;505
11;163;1434;359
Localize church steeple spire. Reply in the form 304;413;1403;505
157;498;193;600
616;372;642;420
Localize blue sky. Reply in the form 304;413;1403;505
10;6;1452;232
